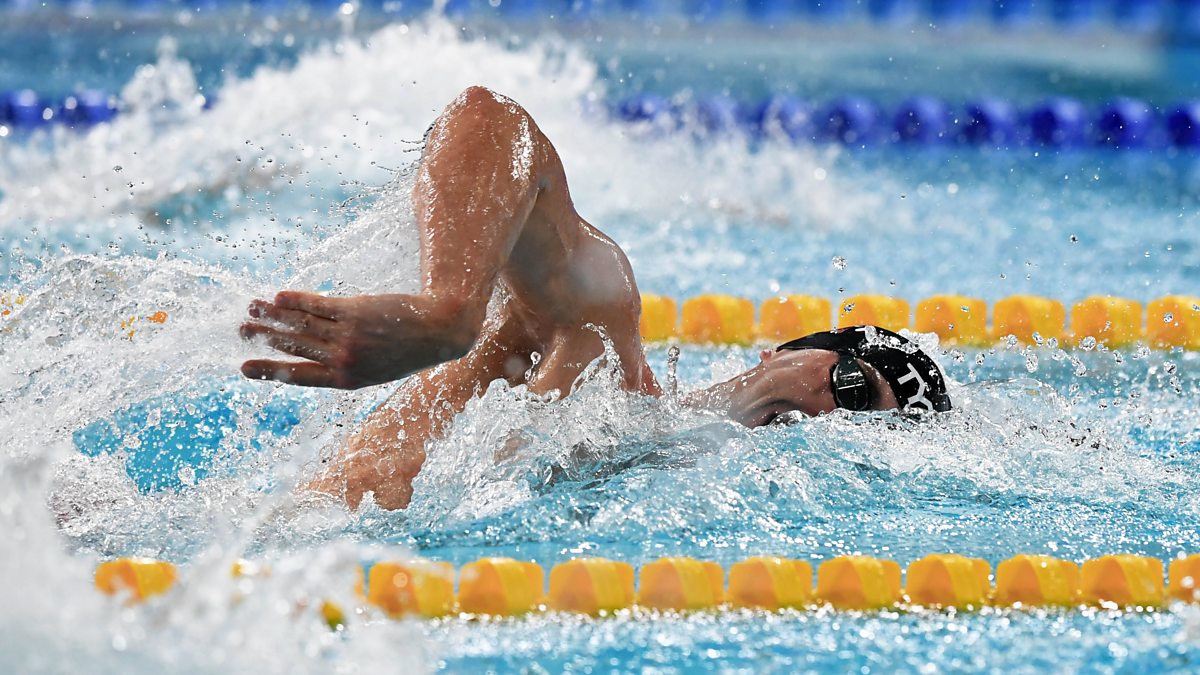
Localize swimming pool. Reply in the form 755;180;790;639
3;5;1200;672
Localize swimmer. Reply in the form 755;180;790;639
240;86;951;510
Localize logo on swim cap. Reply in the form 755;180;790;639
894;362;933;411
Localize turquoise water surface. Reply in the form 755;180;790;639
3;8;1200;673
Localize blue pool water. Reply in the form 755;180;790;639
3;7;1200;673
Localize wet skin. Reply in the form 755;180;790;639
240;87;897;510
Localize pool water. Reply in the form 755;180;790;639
3;8;1200;673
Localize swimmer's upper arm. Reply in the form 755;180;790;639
412;87;548;322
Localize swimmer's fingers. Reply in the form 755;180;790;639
247;299;338;340
241;360;347;388
240;322;333;362
272;291;345;320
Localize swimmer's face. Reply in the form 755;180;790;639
728;348;899;427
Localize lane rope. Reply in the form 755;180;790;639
94;553;1200;624
4;90;1200;151
639;293;1200;349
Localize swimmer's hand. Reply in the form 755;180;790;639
239;290;477;389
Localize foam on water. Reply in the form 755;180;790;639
3;12;1200;672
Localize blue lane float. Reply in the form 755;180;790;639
821;96;879;145
1167;102;1200;147
893;96;951;144
1096;97;1155;147
961;98;1019;146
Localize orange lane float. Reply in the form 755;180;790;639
549;558;635;615
1080;555;1164;607
636;557;725;610
1146;295;1200;350
816;556;902;610
95;558;178;602
992;295;1066;344
458;557;545;616
365;560;455;618
836;295;910;333
993;555;1081;607
639;294;677;342
757;295;832;342
1168;555;1200;602
727;556;813;610
1070;296;1142;348
904;554;991;608
680;294;755;345
915;295;988;346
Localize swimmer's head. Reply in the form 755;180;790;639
775;326;952;414
718;325;951;427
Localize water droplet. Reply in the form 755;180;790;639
1080;336;1097;351
1069;234;1078;242
831;256;847;270
113;165;123;172
1025;353;1039;372
1164;313;1175;323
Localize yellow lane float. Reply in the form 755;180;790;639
1146;296;1200;350
1070;296;1142;348
757;295;832;342
458;557;544;616
1168;555;1200;602
636;557;725;610
992;295;1066;344
639;294;677;342
680;295;755;345
95;558;178;602
993;555;1081;607
549;558;635;615
904;554;991;608
837;295;910;332
1081;555;1164;607
816;556;902;610
727;556;813;610
915;295;988;346
365;560;455;618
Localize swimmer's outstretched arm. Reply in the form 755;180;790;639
304;315;530;510
240;87;548;389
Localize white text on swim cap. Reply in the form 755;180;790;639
895;363;933;411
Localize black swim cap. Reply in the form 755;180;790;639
776;326;952;413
